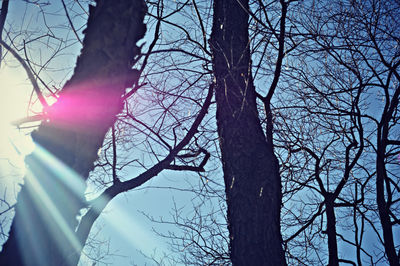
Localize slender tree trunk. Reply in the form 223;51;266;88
376;83;400;266
0;1;146;265
325;194;339;266
210;0;286;265
377;136;399;266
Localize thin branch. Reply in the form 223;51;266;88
76;83;214;248
61;0;83;44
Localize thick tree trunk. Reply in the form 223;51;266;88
325;195;339;266
0;1;146;265
210;0;286;265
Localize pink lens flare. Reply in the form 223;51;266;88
45;78;128;131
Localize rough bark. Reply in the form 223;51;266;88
209;0;286;265
325;194;339;266
0;1;146;265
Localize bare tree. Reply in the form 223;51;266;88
276;0;400;265
0;0;217;264
149;1;399;265
209;0;290;264
0;0;147;265
0;0;398;265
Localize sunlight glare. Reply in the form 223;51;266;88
14;144;86;264
0;66;32;124
0;65;36;192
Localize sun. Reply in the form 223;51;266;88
0;65;36;176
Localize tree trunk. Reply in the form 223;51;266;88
377;136;399;266
376;83;400;266
0;1;146;265
325;194;339;266
210;0;286;265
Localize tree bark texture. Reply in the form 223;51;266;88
0;1;146;265
210;0;286;265
325;194;339;266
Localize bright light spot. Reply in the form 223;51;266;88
0;65;36;189
0;66;32;124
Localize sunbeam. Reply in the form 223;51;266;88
11;142;160;264
101;199;163;257
13;144;85;265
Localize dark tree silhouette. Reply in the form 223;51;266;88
209;0;287;264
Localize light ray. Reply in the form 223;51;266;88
17;143;161;263
101;199;163;257
24;167;82;253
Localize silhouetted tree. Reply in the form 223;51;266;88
209;0;288;264
0;1;147;265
